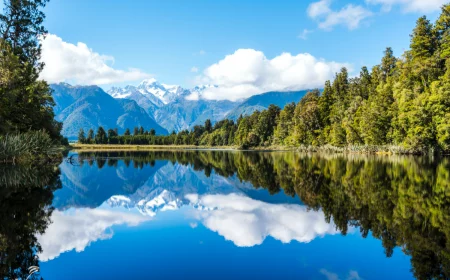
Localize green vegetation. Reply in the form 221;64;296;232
80;6;450;154
0;0;66;161
0;130;62;163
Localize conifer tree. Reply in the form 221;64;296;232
87;129;94;144
411;16;436;60
78;128;86;144
95;127;107;144
0;0;62;140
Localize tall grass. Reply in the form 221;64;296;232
0;131;61;163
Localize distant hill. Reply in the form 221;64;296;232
51;83;168;139
154;99;237;132
225;90;308;120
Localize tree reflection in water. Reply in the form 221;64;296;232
1;151;449;280
78;151;450;279
0;164;61;279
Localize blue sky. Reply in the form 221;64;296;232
31;0;446;98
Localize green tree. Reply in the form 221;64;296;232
290;90;321;145
87;129;94;144
95;126;107;144
435;4;450;78
253;104;280;146
205;119;212;133
78;128;86;144
381;47;397;80
273;102;295;145
411;16;436;60
124;128;131;136
107;128;117;140
0;0;62;140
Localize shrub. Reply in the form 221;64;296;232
0;131;61;163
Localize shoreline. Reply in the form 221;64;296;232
69;143;446;155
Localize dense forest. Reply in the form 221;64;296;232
80;5;450;154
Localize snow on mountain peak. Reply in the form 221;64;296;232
108;86;134;99
135;79;186;104
107;79;220;104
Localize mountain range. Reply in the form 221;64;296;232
51;83;168;139
51;79;307;139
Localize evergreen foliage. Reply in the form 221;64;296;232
0;0;64;142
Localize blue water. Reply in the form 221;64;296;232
36;151;414;279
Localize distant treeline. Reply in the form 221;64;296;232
79;6;450;153
78;126;177;145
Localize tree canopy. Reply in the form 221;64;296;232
0;0;63;141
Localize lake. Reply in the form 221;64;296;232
1;151;449;279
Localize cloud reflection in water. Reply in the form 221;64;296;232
186;193;339;247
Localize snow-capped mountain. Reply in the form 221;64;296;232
107;79;213;106
106;79;238;132
136;78;189;105
108;85;135;99
109;82;165;108
50;78;305;137
50;83;168;140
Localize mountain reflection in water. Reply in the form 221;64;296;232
1;151;449;279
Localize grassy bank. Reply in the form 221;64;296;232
70;143;239;151
0;131;64;164
70;143;436;155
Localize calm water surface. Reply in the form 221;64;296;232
2;151;449;279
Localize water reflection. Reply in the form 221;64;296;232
63;151;449;279
37;208;148;261
186;193;338;247
1;151;449;279
0;164;61;279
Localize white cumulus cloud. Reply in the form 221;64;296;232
186;193;339;247
37;208;149;261
197;48;349;101
40;34;151;85
308;0;373;30
366;0;447;13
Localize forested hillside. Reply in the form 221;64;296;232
225;90;307;121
